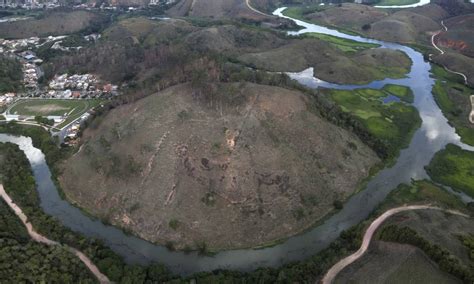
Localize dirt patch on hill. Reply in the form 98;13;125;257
0;11;102;39
59;83;379;250
335;241;460;284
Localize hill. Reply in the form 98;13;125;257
0;11;104;39
59;83;380;250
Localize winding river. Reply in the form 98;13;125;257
1;8;474;276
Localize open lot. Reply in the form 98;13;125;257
335;241;460;284
6;99;102;130
7;99;97;117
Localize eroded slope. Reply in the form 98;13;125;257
59;83;379;250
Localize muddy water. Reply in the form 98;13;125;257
1;8;473;276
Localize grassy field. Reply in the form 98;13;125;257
304;33;379;53
9;99;91;116
329;87;421;160
374;0;419;6
431;65;474;146
382;84;414;103
7;99;102;129
381;180;466;212
426;144;474;198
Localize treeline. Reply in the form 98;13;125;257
0;55;23;93
0;143;96;282
379;225;473;283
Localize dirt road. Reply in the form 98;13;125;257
245;0;272;17
321;204;470;284
431;20;469;85
0;184;110;283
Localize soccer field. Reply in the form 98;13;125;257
8;99;92;117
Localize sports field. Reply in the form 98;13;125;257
8;99;92;116
7;99;102;129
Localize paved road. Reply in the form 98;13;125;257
0;184;111;283
321;205;470;284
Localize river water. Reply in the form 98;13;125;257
1;8;473;275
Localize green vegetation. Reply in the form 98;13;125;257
431;65;474;146
328;87;421;161
7;99;103;130
0;143;96;282
374;0;418;6
380;180;466;212
459;234;474;262
34;116;54;126
0;56;23;93
426;144;474;198
304;33;379;53
382;84;414;103
9;99;99;117
281;6;361;36
378;225;473;283
0;135;174;283
282;5;326;21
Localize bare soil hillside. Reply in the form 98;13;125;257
167;0;269;20
335;241;461;284
0;11;102;39
59;83;379;250
238;39;412;84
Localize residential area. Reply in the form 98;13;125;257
0;33;119;144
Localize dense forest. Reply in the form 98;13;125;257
0;143;96;282
0;55;23;93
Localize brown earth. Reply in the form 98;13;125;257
59;83;379;250
384;210;474;264
433;52;474;86
335;241;461;284
167;0;270;21
438;13;474;57
238;39;412;84
0;11;102;39
303;3;452;44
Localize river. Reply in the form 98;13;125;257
1;8;473;276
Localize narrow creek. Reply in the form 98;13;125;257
1;8;473;275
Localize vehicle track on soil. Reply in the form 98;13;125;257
321;205;470;284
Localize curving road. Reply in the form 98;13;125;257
0;184;110;284
430;20;469;85
321;205;470;284
245;0;272;17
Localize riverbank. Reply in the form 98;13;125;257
0;184;110;283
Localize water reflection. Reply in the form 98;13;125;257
0;8;472;276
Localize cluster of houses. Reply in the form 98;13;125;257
0;93;16;108
47;73;119;99
64;112;92;145
0;0;59;9
21;53;40;89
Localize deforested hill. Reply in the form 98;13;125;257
59;82;380;250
